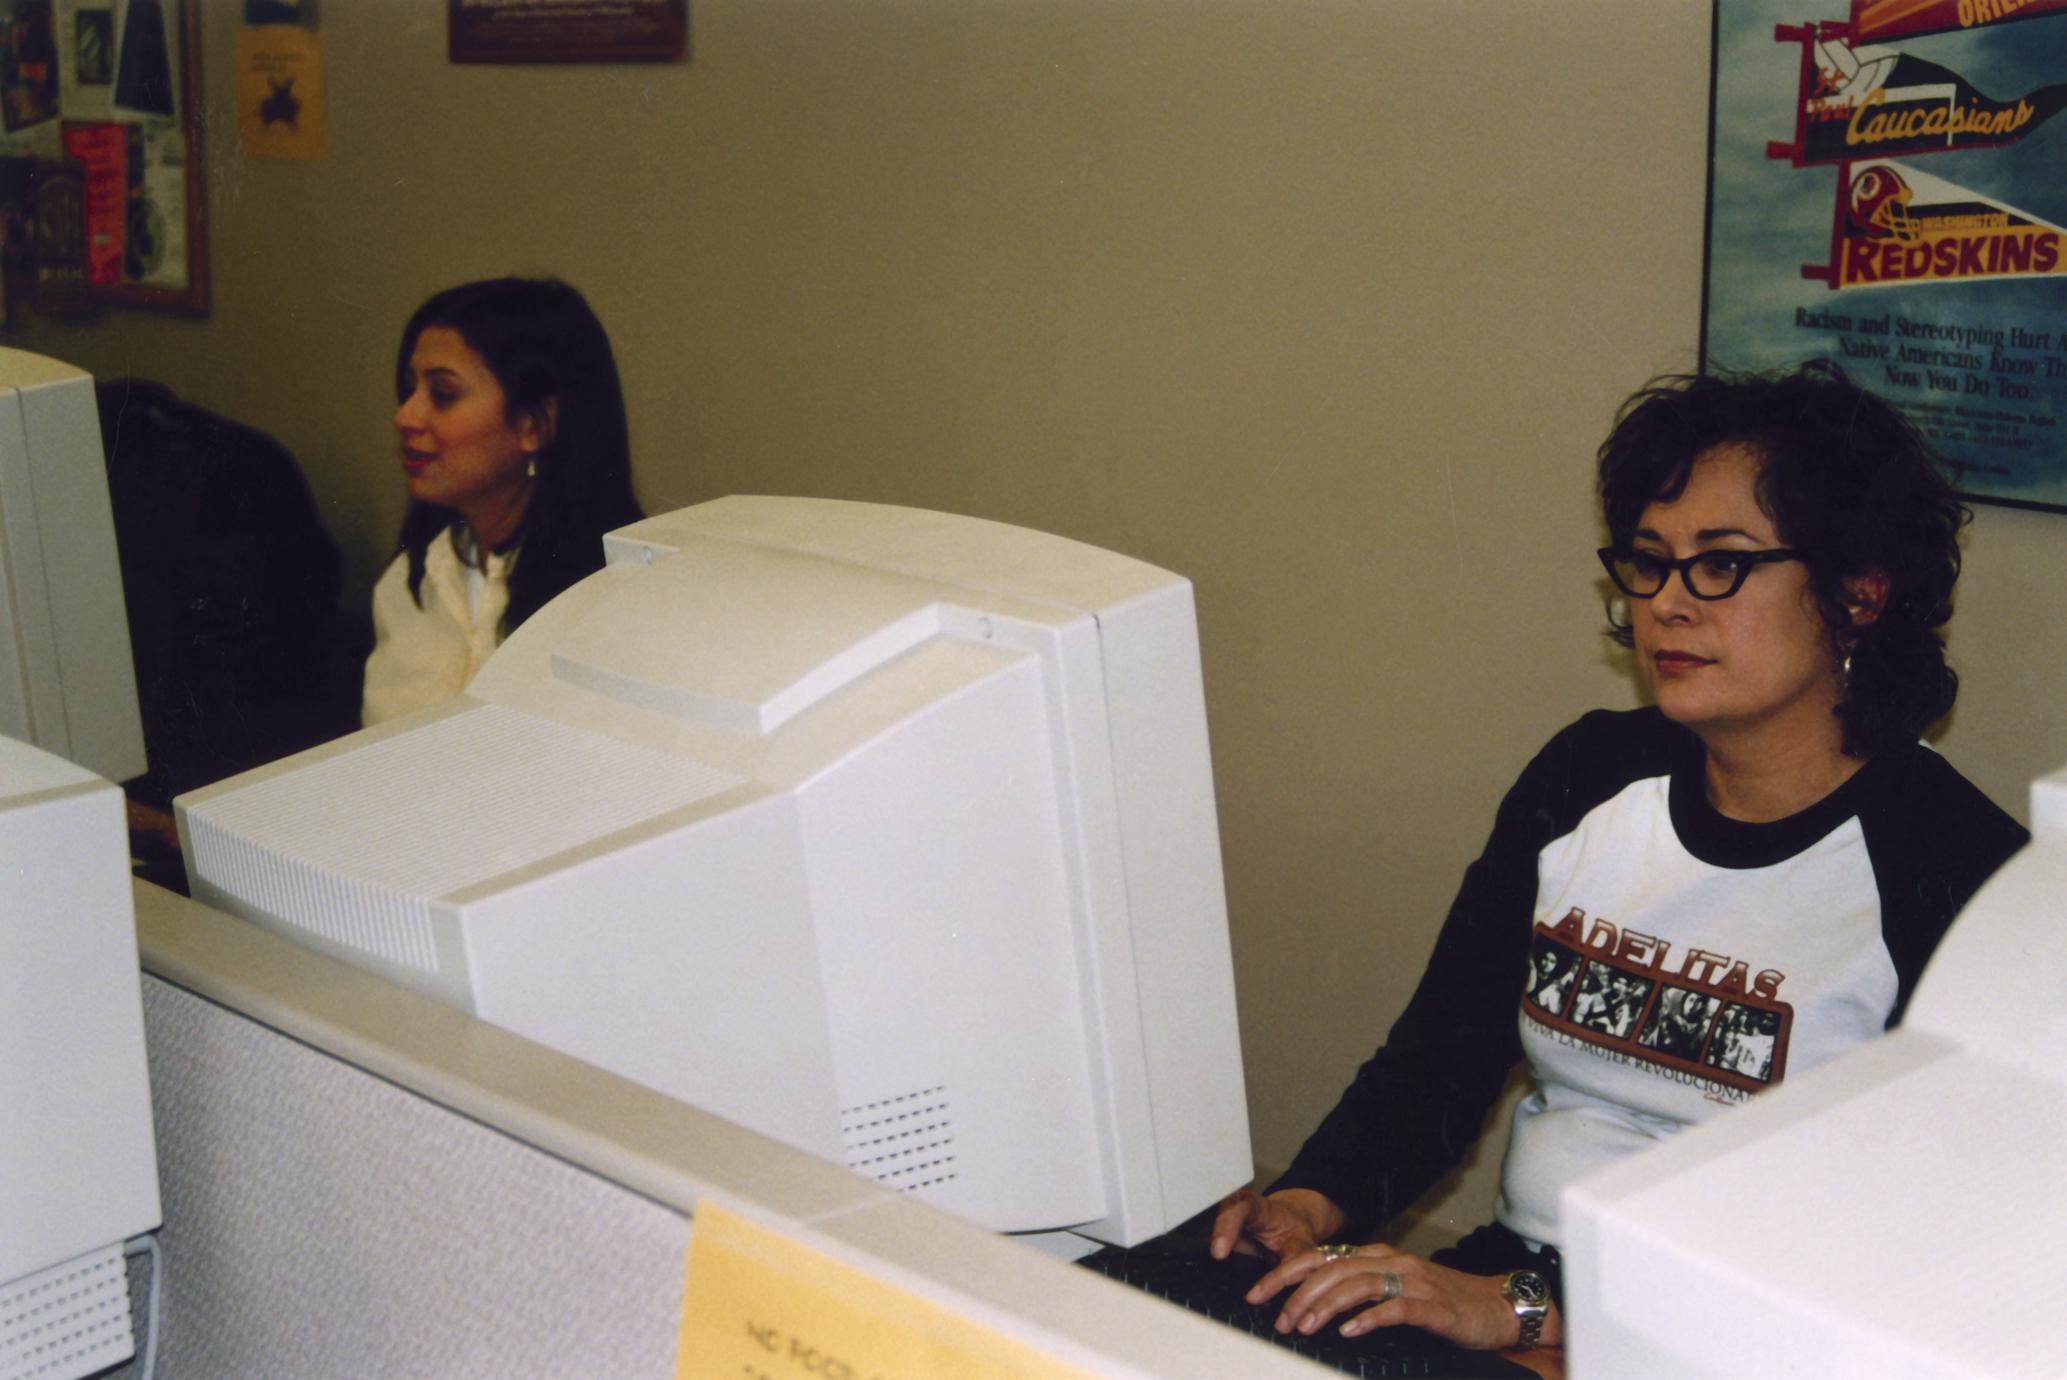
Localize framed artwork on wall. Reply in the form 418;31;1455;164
2;0;208;318
448;0;687;64
1706;0;2067;512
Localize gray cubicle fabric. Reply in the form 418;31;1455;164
126;977;693;1379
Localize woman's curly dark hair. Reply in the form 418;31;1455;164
393;276;643;637
1596;360;1968;758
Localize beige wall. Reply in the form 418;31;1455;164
11;1;2062;1241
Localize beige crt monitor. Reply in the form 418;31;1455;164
179;497;1250;1246
1563;763;2064;1379
0;350;145;784
0;735;159;1380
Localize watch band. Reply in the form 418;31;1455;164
1501;1269;1550;1349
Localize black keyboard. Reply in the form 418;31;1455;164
1076;1235;1537;1379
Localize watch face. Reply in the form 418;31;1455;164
1507;1271;1550;1308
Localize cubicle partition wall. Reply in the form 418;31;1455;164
125;881;1324;1380
133;977;692;1377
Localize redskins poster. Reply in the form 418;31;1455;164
1709;0;2067;510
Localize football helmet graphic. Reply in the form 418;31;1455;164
1848;165;1920;242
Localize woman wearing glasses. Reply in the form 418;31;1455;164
1211;362;2027;1355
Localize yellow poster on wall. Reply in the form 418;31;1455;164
675;1202;1104;1380
235;26;324;161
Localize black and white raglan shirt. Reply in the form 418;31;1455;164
1272;707;2027;1251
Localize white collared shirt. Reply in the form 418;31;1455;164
361;525;514;726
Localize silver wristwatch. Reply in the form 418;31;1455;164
1500;1270;1551;1349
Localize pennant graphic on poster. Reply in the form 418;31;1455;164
1830;160;2067;289
1772;34;2067;165
1851;0;2067;43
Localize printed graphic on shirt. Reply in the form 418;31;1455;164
1522;907;1794;1096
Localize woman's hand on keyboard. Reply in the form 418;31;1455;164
1206;1188;1344;1264
1257;1241;1563;1352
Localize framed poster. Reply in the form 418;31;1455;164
1707;1;2067;512
448;0;686;64
2;0;207;316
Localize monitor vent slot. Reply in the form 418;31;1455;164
0;1244;135;1380
184;815;439;972
184;704;746;977
840;1085;959;1192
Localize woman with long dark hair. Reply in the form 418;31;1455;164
363;277;642;725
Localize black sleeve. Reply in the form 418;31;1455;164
1266;722;1575;1238
1268;710;1682;1240
1861;746;2029;1025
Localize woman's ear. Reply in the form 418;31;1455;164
519;397;559;453
1843;567;1889;627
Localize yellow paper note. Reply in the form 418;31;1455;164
235;26;325;162
676;1202;1102;1380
